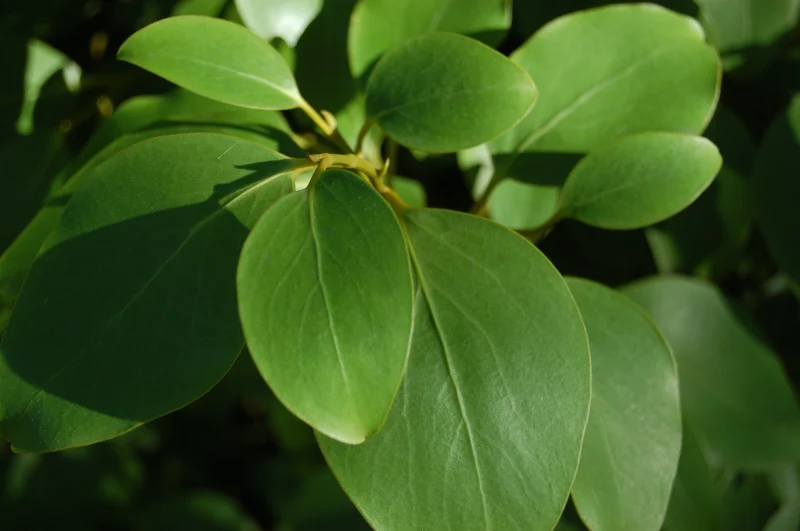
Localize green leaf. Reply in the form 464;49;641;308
496;4;719;156
235;0;322;46
488;178;561;230
559;132;722;230
238;169;414;444
391;176;426;208
118;16;303;111
646;108;754;277
754;96;800;289
764;503;800;531
0;134;301;452
695;0;799;53
349;0;511;78
365;33;538;153
567;278;681;531
320;209;591;531
623;276;800;469
663;423;722;531
172;0;228;16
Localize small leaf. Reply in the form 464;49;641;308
391;176;426;208
695;0;799;53
349;0;511;78
488;178;560;230
567;277;681;531
624;276;800;469
559;132;722;229
320;209;590;531
662;423;722;531
118;16;302;110
238;169;414;444
365;33;538;153
0;134;299;452
235;0;322;46
754;96;800;290
495;4;719;155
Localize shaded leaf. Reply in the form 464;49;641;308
567;277;681;531
135;491;260;531
320;209;590;531
0;134;301;452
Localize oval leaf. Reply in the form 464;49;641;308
695;0;799;53
349;0;511;78
567;277;681;531
235;0;322;46
0;134;300;452
237;169;414;445
495;4;720;155
320;209;591;531
624;276;800;469
559;132;722;229
754;96;800;290
118;16;302;110
365;33;538;153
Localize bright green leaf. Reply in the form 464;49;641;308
365;33;537;153
624;276;800;469
695;0;799;53
495;4;719;156
0;134;301;452
235;0;322;46
663;423;722;531
320;209;590;531
118;16;303;110
560;132;722;230
754;95;800;289
238;169;414;445
567;277;681;531
391;176;426;208
349;0;511;78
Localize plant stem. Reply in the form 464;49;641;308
355;119;375;155
297;99;353;153
307;153;381;183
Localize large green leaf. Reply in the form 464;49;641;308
567;278;681;531
320;209;591;531
349;0;511;78
0;134;303;452
646;108;754;277
662;423;722;531
753;96;800;290
559;132;722;229
235;0;322;46
495;4;719;157
365;33;537;153
238;169;413;444
118;16;303;111
624;276;800;469
694;0;799;53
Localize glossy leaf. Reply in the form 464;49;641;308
695;0;799;53
662;423;722;531
366;33;537;153
567;278;681;531
495;4;719;156
349;0;511;78
118;16;302;110
0;134;301;452
238;169;413;444
754;96;800;289
559;132;722;229
320;209;591;531
647;108;754;277
235;0;322;46
624;276;800;469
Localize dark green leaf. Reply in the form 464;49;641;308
366;33;537;153
135;491;260;531
624;276;800;469
567;278;681;531
235;0;322;46
764;502;800;531
320;209;590;530
349;0;511;78
0;134;301;452
238;169;414;444
560;132;722;229
118;16;303;110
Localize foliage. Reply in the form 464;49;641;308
1;0;799;530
